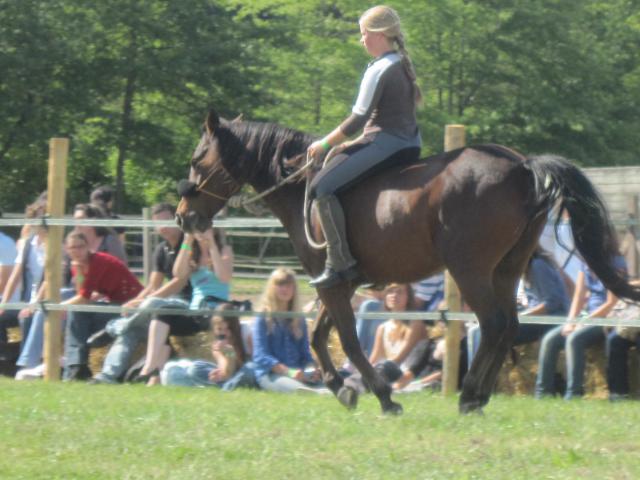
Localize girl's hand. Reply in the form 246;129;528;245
307;140;328;160
561;322;577;336
194;229;214;246
208;368;226;382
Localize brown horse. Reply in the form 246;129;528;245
176;110;640;414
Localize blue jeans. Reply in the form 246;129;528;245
467;322;555;370
355;299;383;357
535;324;604;399
96;297;189;382
606;330;640;396
162;359;258;390
16;288;75;368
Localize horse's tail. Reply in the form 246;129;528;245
525;154;640;303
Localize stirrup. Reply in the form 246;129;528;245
309;265;359;289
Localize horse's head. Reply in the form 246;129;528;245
176;109;242;233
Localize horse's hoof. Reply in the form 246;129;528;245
459;400;485;415
383;401;403;416
337;386;358;410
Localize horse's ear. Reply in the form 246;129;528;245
205;109;220;135
231;113;243;123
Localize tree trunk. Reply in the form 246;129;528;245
115;31;138;212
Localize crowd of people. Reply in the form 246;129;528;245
0;186;639;401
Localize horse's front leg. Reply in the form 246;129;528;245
318;288;402;415
309;304;344;395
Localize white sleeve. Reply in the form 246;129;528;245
352;65;385;116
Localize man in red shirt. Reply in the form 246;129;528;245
63;231;143;380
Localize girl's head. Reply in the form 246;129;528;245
210;303;246;364
262;268;299;312
383;283;415;313
65;231;91;263
359;5;422;103
261;268;303;338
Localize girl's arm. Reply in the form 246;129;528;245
172;234;194;280
389;320;426;365
587;289;619;320
368;323;385;364
200;230;233;283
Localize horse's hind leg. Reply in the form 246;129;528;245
319;288;401;414
310;304;344;395
457;273;520;414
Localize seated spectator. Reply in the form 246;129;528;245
90;203;193;384
0;195;48;365
344;283;427;393
161;303;255;389
16;200;131;377
353;287;386;358
252;268;321;393
90;185;126;243
136;228;233;385
467;246;570;368
535;254;627;399
62;231;143;380
412;273;445;312
71;203;126;263
605;283;640;401
393;322;446;391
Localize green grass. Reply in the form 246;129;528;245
1;379;639;479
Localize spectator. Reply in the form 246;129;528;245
412;273;445;312
16;200;129;377
71;203;126;264
161;303;254;389
0;195;48;363
90;185;126;242
353;287;386;358
135;228;233;385
393;322;446;391
252;268;321;393
62;231;143;380
344;283;427;393
90;203;192;384
535;254;627;399
466;246;570;368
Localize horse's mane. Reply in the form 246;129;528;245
217;120;315;189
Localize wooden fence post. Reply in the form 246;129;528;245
43;138;69;381
442;125;465;396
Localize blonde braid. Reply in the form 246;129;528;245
395;33;422;104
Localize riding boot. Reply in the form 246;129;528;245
309;195;358;288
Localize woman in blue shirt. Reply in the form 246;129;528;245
535;255;626;399
252;268;321;393
137;228;233;385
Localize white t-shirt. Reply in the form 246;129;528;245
14;235;46;302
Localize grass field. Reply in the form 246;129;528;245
1;379;639;479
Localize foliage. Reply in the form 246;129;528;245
1;379;640;478
0;0;639;213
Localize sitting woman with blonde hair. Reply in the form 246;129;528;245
252;268;321;393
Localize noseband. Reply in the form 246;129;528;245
177;164;239;202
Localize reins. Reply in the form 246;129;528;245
196;150;328;250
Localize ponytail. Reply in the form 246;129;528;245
395;34;422;104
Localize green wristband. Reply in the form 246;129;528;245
320;139;331;151
288;368;298;377
180;243;191;251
